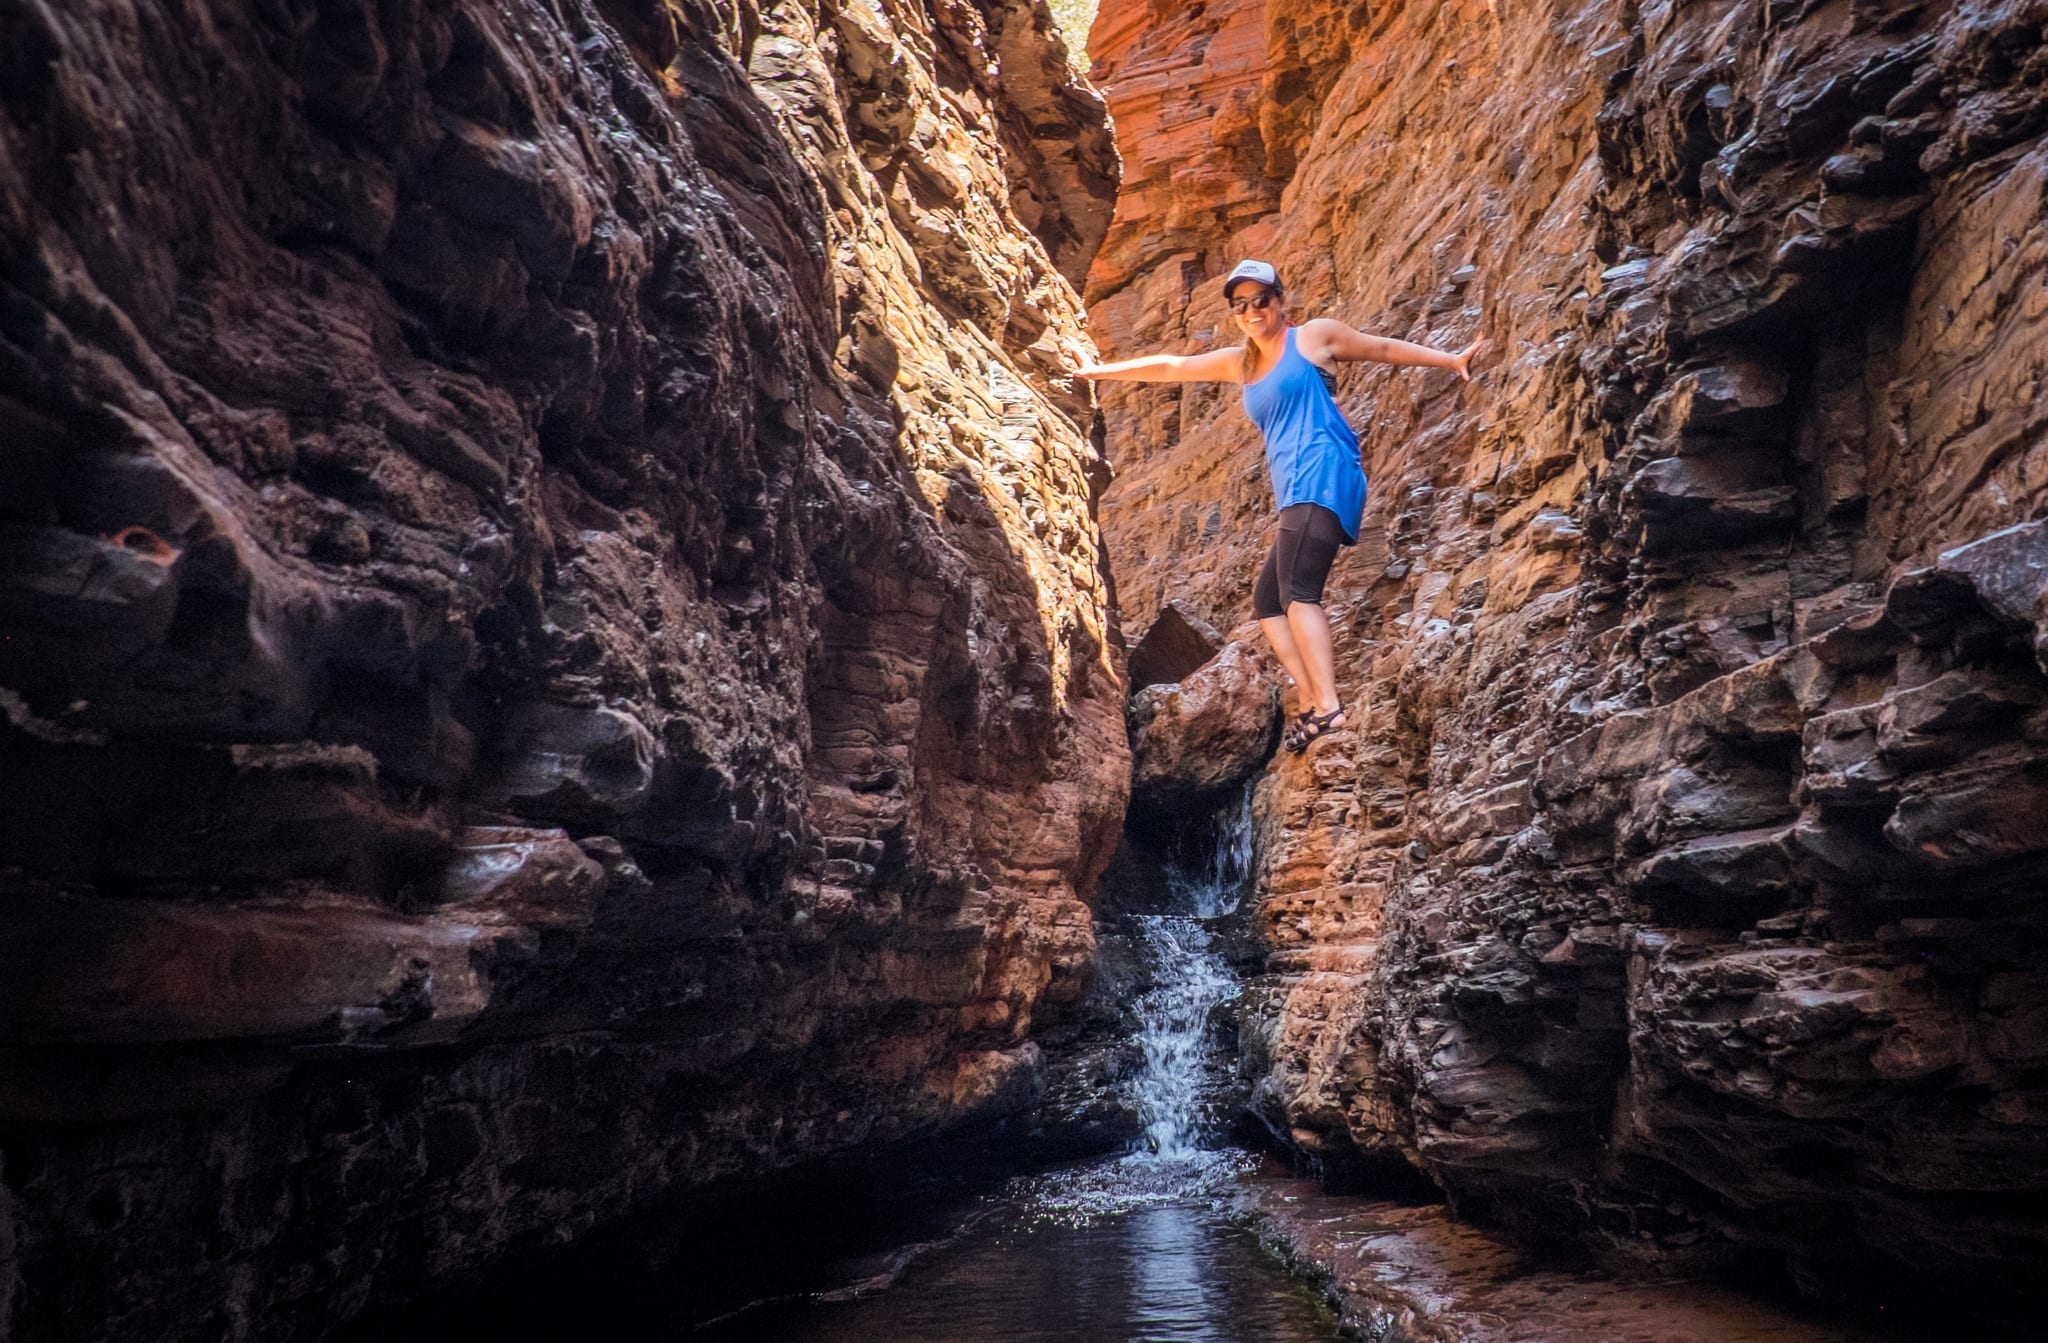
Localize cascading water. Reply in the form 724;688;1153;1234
1126;789;1255;1158
479;782;1343;1343
1206;784;1257;917
1129;918;1234;1156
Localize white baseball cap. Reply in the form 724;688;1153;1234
1224;259;1280;296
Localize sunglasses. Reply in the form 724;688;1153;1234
1227;290;1277;314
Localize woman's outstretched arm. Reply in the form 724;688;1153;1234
1074;347;1246;383
1299;318;1482;380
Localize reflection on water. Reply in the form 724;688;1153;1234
1129;1197;1219;1338
700;1154;1340;1343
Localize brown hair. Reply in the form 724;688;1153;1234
1234;282;1285;383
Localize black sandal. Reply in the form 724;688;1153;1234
1285;705;1346;753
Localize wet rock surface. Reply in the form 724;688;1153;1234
1236;1169;1884;1343
1085;0;2048;1319
0;0;1121;1336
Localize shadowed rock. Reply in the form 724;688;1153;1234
1127;598;1225;688
0;0;1123;1337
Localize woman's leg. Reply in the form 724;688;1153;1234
1253;534;1314;711
1283;601;1341;717
1281;504;1348;724
1260;614;1312;703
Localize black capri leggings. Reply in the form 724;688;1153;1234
1252;502;1351;620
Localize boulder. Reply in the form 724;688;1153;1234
1130;638;1282;805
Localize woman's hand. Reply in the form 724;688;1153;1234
1449;337;1485;382
1073;363;1110;381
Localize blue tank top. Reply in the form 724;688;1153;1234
1240;327;1366;541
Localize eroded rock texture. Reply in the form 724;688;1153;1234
0;0;1120;1336
1087;0;2048;1316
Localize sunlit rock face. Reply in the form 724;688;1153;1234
1086;0;2048;1315
0;0;1121;1335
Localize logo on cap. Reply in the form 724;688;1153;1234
1224;259;1279;295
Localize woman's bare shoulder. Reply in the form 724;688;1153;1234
1298;316;1388;364
1296;316;1361;345
1294;318;1355;364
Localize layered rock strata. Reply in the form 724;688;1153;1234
0;1;1120;1336
1087;0;2048;1316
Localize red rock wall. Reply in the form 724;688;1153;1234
1089;0;2048;1313
0;1;1120;1335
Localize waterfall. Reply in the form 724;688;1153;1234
1184;784;1253;917
1127;788;1254;1157
1129;917;1234;1156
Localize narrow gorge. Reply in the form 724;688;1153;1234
3;0;2045;1339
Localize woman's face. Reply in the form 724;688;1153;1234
1228;283;1284;341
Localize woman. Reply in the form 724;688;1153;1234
1077;260;1480;751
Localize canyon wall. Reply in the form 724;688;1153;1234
0;1;1120;1336
1089;0;2047;1315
